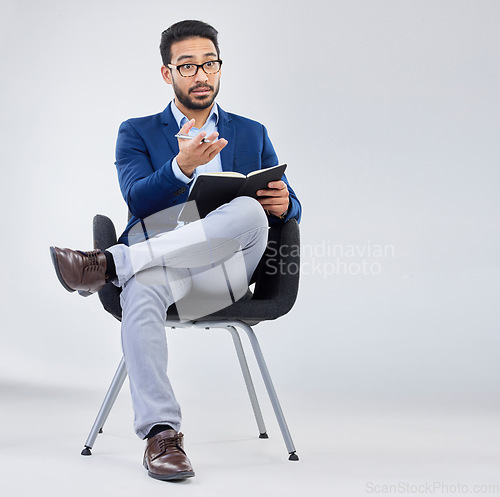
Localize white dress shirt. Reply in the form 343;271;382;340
170;100;223;189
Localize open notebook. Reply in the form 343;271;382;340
179;163;287;221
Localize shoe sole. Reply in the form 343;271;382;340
143;460;194;481
147;470;195;481
50;246;75;293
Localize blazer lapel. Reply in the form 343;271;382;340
161;103;180;156
218;107;235;171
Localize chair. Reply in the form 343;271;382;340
81;214;301;461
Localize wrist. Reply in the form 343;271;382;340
176;153;194;178
278;205;289;220
268;200;291;220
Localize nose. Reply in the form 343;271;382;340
193;65;208;83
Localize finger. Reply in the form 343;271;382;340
207;138;227;153
193;131;209;146
256;188;288;197
179;119;195;134
257;200;289;216
267;180;287;190
256;189;276;197
206;139;228;159
256;194;288;207
258;196;288;206
215;138;228;149
205;131;219;143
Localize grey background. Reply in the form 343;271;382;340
1;0;499;476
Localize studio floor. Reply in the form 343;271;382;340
1;379;499;497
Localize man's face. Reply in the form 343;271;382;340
162;37;221;111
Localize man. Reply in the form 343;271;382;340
50;20;301;481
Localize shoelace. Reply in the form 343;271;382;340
81;250;102;272
157;433;185;454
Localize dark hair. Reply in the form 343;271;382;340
160;20;220;66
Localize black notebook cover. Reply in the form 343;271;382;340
179;163;287;221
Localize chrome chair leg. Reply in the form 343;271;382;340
82;321;299;461
227;325;268;437
237;322;299;461
81;357;128;455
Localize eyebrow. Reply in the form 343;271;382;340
176;52;218;62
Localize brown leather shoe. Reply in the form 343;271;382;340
143;430;195;481
50;246;107;296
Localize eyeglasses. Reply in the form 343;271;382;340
167;59;223;78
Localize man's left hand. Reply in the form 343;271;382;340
256;181;290;218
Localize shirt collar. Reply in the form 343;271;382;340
170;100;219;130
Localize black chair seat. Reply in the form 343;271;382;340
93;214;300;326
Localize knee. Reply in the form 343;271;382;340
232;196;268;230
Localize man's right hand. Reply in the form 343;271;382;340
176;119;228;178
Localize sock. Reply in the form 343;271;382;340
146;424;175;440
104;250;117;281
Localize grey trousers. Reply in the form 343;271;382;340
107;197;269;439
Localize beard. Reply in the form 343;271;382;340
172;79;220;110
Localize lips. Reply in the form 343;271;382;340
190;85;213;96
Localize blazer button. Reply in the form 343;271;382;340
173;186;187;197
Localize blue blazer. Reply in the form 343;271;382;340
115;103;301;244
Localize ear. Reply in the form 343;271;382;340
161;65;172;85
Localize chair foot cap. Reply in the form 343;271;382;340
288;452;299;461
81;447;92;456
259;432;269;439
